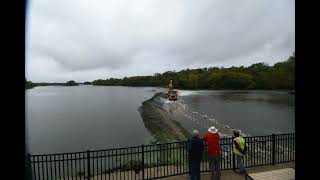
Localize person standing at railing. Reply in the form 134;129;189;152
188;130;204;180
203;126;221;180
232;130;247;175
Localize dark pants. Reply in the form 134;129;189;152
208;155;221;180
190;159;201;180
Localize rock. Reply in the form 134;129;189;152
209;119;215;122
202;115;208;119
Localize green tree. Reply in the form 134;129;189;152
25;79;36;89
66;80;79;86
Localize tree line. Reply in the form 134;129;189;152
92;53;295;90
25;79;36;89
25;80;81;89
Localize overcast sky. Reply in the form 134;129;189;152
26;0;295;83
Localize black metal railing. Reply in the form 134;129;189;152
26;133;295;180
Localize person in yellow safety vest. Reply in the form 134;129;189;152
232;130;247;175
168;80;173;91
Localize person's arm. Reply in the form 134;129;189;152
218;135;222;154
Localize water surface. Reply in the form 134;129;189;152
26;86;163;154
26;87;294;154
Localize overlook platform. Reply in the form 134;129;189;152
166;162;294;180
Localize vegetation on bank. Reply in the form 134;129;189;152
65;80;79;86
25;79;36;89
92;53;295;90
83;81;92;85
25;80;81;89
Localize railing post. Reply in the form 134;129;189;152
232;138;236;171
25;154;32;180
232;152;236;171
87;150;91;180
272;134;275;165
141;144;145;180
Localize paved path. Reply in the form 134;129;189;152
73;162;295;180
165;162;295;180
247;168;294;180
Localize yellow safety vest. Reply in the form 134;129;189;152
233;137;245;156
168;81;173;90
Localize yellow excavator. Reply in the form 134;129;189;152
168;80;178;101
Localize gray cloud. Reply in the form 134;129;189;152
26;0;295;82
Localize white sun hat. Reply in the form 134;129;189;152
208;126;218;134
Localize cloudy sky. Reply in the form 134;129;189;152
26;0;295;83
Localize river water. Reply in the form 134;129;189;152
26;86;294;154
177;90;295;137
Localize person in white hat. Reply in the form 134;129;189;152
203;126;221;180
188;130;204;180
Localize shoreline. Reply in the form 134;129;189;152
92;85;294;91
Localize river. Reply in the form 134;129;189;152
26;86;294;154
177;90;295;137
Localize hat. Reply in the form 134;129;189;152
208;126;218;133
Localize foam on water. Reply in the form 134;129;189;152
164;100;171;104
179;90;200;96
161;93;249;138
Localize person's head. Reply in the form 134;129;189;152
192;130;199;137
234;130;240;137
208;126;218;134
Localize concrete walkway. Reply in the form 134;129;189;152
165;162;295;180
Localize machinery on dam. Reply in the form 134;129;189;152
168;80;178;101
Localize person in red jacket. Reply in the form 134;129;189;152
203;126;221;180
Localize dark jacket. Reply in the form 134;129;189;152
188;136;204;161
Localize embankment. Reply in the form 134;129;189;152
139;92;191;143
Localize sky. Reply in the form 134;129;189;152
26;0;295;83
